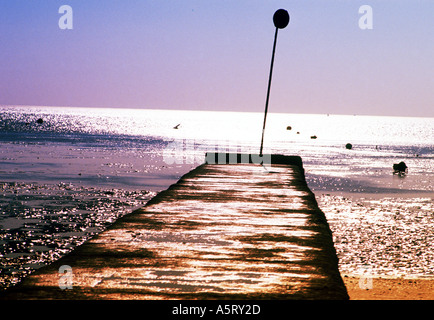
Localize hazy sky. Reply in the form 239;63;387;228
1;1;433;117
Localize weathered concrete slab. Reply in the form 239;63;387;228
1;154;348;300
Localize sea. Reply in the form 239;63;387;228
0;105;433;290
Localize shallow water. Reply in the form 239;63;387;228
317;194;434;278
0;105;433;289
0;181;154;289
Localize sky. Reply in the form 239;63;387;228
0;0;433;117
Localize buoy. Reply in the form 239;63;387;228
286;126;292;130
36;118;44;124
345;143;353;150
310;135;317;139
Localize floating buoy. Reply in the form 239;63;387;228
36;118;44;124
310;135;317;139
286;126;292;130
345;143;353;150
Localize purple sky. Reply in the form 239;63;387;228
1;1;433;117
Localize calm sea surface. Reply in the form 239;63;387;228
0;105;433;289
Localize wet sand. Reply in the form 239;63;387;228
343;275;434;300
316;189;433;300
317;193;433;277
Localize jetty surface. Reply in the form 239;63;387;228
1;154;349;300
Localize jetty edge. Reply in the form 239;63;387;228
1;153;349;300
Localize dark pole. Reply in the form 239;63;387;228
259;27;279;157
259;9;289;157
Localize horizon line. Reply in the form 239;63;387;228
1;104;433;119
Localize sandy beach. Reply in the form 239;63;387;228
343;275;434;300
314;189;433;300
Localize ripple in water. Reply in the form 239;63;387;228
319;195;434;278
0;182;154;290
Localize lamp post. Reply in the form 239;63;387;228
259;9;290;157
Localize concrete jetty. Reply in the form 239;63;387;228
1;154;349;300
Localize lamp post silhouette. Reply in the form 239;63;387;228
259;9;290;157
